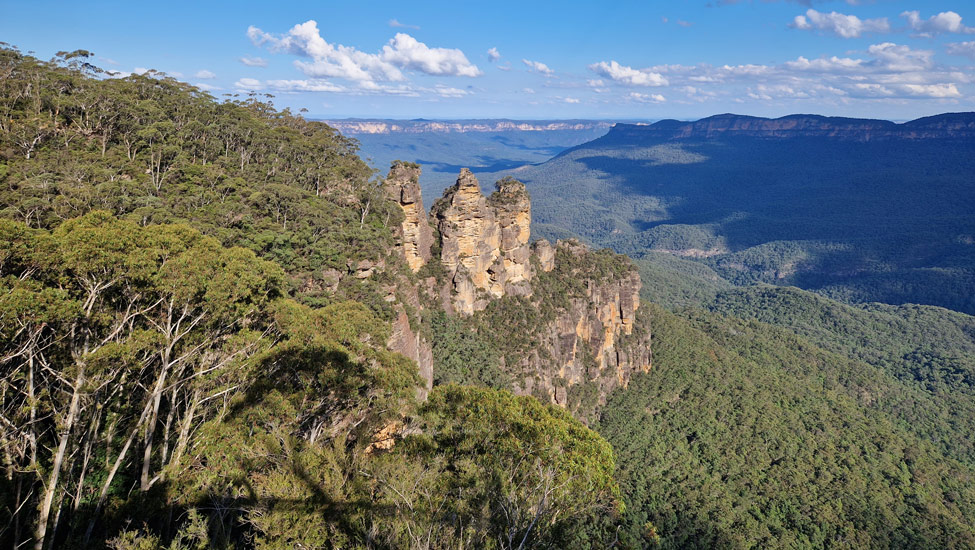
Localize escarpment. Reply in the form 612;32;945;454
384;162;652;416
505;241;652;421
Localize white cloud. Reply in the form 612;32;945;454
901;10;975;36
240;56;268;67
785;55;864;72
947;41;975;59
432;84;471;98
248;20;480;83
133;67;149;75
194;82;222;91
522;59;554;75
266;79;346;92
867;42;933;71
389;19;420;30
628;92;666;103
194;69;216;79
676;19;693;28
563;97;580;104
902;83;961;97
234;77;262;90
487;47;500;62
589;60;668;86
791;9;890;38
522;87;536;94
381;33;482;77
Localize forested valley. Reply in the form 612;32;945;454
3;45;975;550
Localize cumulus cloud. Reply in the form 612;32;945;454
487;47;500;62
381;33;482;77
266;79;347;92
901;10;975;36
522;59;555;75
627;92;666;103
194;82;222;92
790;9;890;38
867;42;933;71
563;97;580;104
589;60;668;86
785;55;864;72
625;41;960;102
234;77;262;90
240;56;268;67
194;69;216;79
248;20;481;83
947;41;975;59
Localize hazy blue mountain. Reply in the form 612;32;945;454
488;113;975;314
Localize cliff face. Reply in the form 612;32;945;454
383;163;652;415
606;112;975;142
383;163;433;272
511;242;651;420
432;169;534;315
324;119;614;135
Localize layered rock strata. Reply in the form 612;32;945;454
431;169;534;314
513;241;651;417
383;162;433;272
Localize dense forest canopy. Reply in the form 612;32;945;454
0;46;624;549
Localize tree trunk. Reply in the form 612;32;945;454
35;366;84;550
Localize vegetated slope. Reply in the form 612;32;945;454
600;303;975;549
710;285;975;465
0;46;624;549
501;113;975;314
333;119;611;199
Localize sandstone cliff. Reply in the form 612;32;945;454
383;163;652;415
502;241;652;421
431;169;534;315
383;162;433;272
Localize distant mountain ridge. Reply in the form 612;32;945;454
323;118;615;134
604;112;975;142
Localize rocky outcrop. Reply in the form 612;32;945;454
512;241;651;419
532;239;555;272
432;169;535;314
606;112;975;142
382;165;652;415
388;300;433;400
384;162;433;272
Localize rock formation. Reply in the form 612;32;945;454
383;162;433;272
431;169;534;314
383;164;652;414
511;241;651;419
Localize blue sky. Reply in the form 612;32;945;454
3;0;975;120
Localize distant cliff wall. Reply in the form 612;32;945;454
607;112;975;142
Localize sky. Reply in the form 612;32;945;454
2;0;975;120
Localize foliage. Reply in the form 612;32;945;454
600;303;975;549
377;384;624;549
0;44;397;312
710;285;975;466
